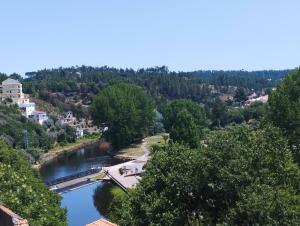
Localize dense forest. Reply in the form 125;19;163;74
14;66;290;117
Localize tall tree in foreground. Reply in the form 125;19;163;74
0;140;67;225
90;83;154;148
109;125;300;225
268;68;300;164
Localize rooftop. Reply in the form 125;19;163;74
31;110;46;115
0;204;29;226
85;219;118;226
2;78;21;85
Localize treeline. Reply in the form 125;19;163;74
19;66;291;116
193;69;290;90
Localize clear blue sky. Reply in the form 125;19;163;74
1;0;300;75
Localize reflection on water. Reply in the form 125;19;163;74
40;144;120;181
39;144;122;226
93;182;116;217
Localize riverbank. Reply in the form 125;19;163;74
33;136;100;169
114;134;165;160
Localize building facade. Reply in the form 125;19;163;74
0;79;25;104
29;111;49;125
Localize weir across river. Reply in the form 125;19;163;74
45;167;102;192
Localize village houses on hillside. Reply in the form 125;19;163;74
0;78;96;137
0;78;49;125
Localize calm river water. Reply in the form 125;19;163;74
39;144;120;226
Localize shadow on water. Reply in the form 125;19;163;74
93;182;116;217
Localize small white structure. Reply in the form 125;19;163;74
76;127;84;138
19;102;36;117
29;110;48;125
61;111;76;126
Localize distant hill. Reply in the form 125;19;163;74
9;66;291;117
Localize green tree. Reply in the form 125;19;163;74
268;68;300;163
0;140;67;225
170;109;201;148
90;83;154;148
234;87;247;103
110;125;300;225
162;99;206;132
210;98;228;127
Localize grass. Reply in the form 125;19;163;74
145;133;167;150
117;133;168;157
117;143;144;157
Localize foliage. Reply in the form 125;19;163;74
0;140;67;225
209;98;227;127
90;83;154;148
268;68;300;164
93;183;128;221
150;110;165;135
170;109;201;148
162;99;206;132
110;125;300;225
0;104;52;150
206;100;266;128
21;66;290;116
234;87;248;103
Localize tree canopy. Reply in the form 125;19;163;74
90;83;154;148
0;139;67;225
268;68;300;163
162;99;206;132
109;125;300;225
169;109;201;148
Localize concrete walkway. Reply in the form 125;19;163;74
103;139;149;190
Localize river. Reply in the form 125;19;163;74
39;144;120;226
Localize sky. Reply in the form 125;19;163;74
0;0;300;75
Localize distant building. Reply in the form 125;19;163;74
0;204;29;226
18;102;36;118
0;78;49;125
61;111;76;126
29;110;49;125
76;127;84;137
0;78;26;104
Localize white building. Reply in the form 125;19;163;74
19;102;36;117
29;110;49;125
61;111;76;126
76;127;84;138
0;78;50;125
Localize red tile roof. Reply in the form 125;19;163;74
86;219;118;226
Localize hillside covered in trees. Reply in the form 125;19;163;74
15;66;290;117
